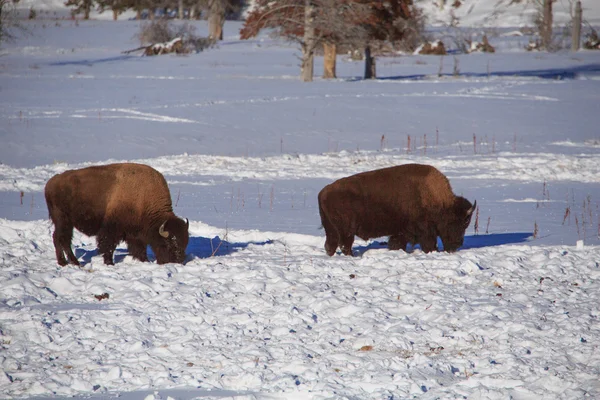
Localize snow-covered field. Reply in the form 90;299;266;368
1;7;600;400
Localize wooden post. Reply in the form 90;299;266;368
364;45;376;79
572;1;582;51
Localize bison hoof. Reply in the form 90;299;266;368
103;257;114;266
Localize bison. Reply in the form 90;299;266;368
318;164;476;256
44;163;189;266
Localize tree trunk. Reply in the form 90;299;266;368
323;42;337;79
541;0;553;50
301;0;316;82
178;0;184;19
136;8;142;20
364;45;376;79
84;0;91;20
209;0;225;41
112;9;118;20
571;1;582;51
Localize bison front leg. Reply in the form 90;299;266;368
97;229;119;265
126;238;149;262
419;235;438;253
388;234;408;251
339;234;355;256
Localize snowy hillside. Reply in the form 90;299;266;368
1;13;600;400
13;0;600;26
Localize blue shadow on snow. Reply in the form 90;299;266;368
74;235;272;266
354;63;600;81
353;232;532;256
48;55;141;67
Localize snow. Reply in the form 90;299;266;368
1;8;600;400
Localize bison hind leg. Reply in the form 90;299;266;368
52;224;79;266
52;230;68;266
126;238;149;262
324;235;339;256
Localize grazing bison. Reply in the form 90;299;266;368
45;163;189;266
318;164;476;256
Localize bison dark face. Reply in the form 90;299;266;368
153;216;189;264
440;198;476;252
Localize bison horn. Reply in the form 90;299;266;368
467;200;477;216
185;218;189;229
159;221;169;238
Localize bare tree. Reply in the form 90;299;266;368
241;0;317;81
208;0;225;40
97;0;129;20
241;0;420;82
1;0;20;44
495;0;556;50
65;0;95;19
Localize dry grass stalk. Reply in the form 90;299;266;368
486;216;491;234
562;206;571;225
407;135;411;154
474;206;480;235
210;222;229;257
533;221;539;239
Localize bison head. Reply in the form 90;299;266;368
439;197;476;252
153;216;189;264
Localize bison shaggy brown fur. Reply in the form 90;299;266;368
318;164;476;256
45;163;189;266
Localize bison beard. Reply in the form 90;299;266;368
45;163;190;266
318;164;476;256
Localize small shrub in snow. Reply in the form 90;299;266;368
135;20;215;55
583;29;600;50
467;35;495;53
137;20;172;45
414;40;447;55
